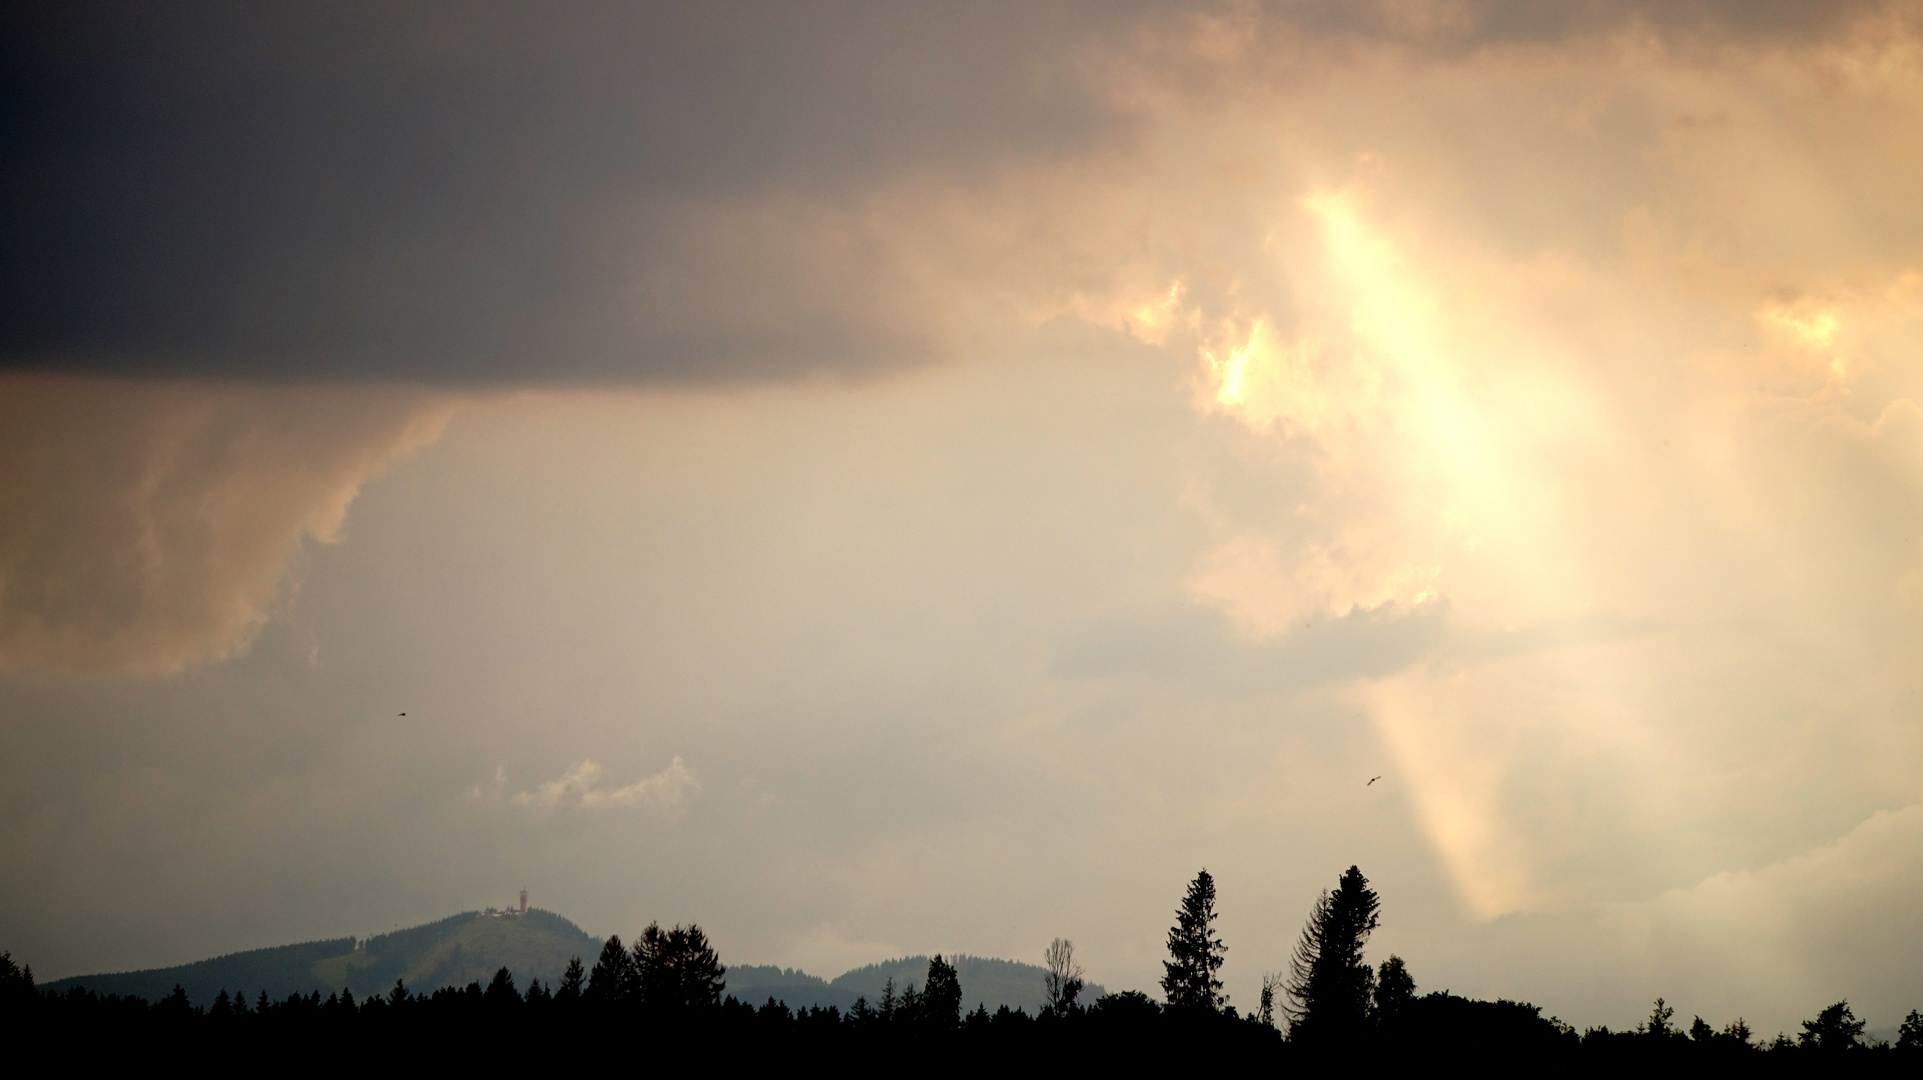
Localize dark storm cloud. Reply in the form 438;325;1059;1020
0;1;1142;384
3;1;1894;385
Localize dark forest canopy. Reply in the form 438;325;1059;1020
7;866;1923;1068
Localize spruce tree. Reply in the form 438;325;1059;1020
668;924;726;1008
1161;868;1227;1012
557;957;586;1003
922;955;963;1030
633;922;725;1008
587;934;635;1004
1285;865;1380;1045
633;923;670;1005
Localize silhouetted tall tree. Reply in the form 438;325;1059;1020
1161;869;1227;1012
923;955;962;1030
1285;865;1380;1045
1043;938;1085;1014
587;935;635;1003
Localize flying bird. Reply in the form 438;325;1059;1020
398;712;406;716
1367;775;1381;786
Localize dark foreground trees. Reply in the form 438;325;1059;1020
583;922;723;1010
12;874;1923;1071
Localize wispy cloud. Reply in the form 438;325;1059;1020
509;758;700;815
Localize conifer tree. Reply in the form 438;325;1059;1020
1161;869;1227;1012
484;967;518;1007
1285;865;1380;1044
669;924;725;1008
923;955;963;1030
0;953;34;1014
587;934;634;1003
633;923;670;1005
557;957;586;1003
633;922;725;1008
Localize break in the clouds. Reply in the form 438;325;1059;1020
6;0;1923;1037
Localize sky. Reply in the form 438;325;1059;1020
5;0;1923;1036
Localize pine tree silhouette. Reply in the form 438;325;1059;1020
1161;869;1227;1012
922;955;963;1030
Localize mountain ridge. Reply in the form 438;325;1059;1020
38;911;1105;1015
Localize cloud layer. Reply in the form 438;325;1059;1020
6;0;1923;1037
0;376;449;673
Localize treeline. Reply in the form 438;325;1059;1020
7;868;1923;1069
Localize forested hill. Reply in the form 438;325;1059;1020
42;909;598;1005
726;955;1106;1014
42;912;1093;1015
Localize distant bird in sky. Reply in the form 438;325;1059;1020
399;712;406;716
1367;775;1381;786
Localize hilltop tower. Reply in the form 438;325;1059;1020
519;888;528;916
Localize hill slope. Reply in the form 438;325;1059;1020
43;909;599;1005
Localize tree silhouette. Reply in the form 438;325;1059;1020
632;922;725;1009
1285;865;1380;1044
557;957;586;1003
1641;998;1677;1039
484;967;519;1008
1;953;36;1012
1898;1009;1923;1051
1043;938;1085;1014
1372;955;1415;1029
1258;972;1283;1028
923;955;962;1029
1799;1001;1865;1052
1161;869;1227;1012
586;935;634;1004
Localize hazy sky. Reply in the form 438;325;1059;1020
6;0;1923;1035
